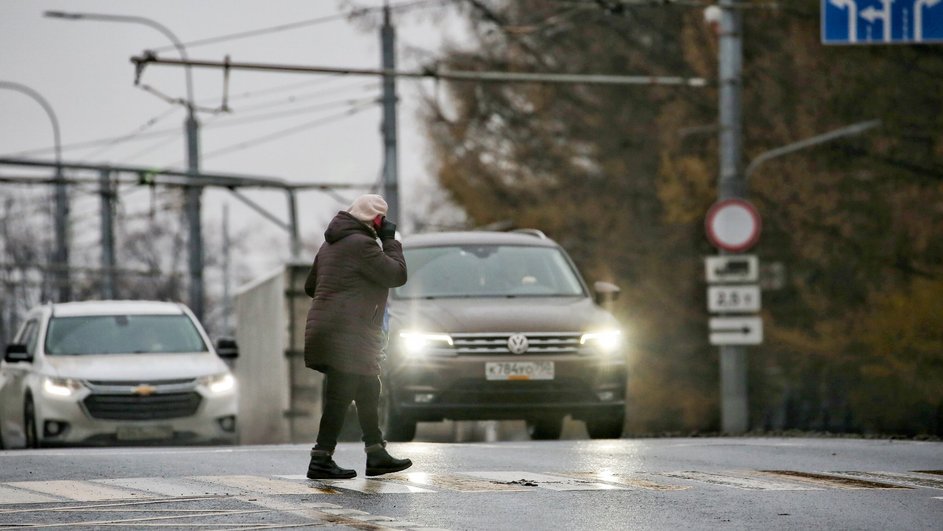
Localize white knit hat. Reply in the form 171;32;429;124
347;194;388;222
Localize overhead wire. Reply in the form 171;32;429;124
147;0;445;53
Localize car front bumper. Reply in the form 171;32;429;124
385;353;627;422
34;386;238;446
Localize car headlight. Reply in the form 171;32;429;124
399;331;453;357
42;377;84;398
580;330;622;354
200;373;236;394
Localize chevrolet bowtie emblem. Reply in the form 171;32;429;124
132;384;157;396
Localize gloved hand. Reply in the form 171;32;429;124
378;218;397;240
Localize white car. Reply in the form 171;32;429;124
0;300;238;448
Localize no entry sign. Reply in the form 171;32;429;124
705;199;761;252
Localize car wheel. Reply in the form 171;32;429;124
380;390;416;442
526;417;563;440
586;414;624;439
24;395;39;449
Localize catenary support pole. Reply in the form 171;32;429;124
99;169;116;299
718;0;748;434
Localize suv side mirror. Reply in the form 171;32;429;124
3;343;32;363
593;281;621;306
215;338;239;359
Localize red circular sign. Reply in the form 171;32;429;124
705;199;761;252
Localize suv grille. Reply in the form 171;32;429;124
451;332;581;355
84;392;202;420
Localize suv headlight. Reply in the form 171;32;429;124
200;373;236;395
42;377;84;398
399;331;453;357
580;330;622;355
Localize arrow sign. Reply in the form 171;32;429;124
709;317;763;345
823;0;943;44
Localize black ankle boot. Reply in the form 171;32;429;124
307;450;356;480
365;443;412;476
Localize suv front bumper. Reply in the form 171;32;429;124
385;353;626;422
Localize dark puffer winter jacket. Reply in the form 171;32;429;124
303;211;407;375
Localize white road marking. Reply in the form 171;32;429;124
556;471;689;491
758;470;907;490
4;479;155;501
94;477;240;498
660;471;821;491
317;477;435;494
0;485;63;504
461;471;626;491
190;475;335;495
830;471;943;490
383;472;534;492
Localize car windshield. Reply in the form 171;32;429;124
44;314;208;355
394;245;586;299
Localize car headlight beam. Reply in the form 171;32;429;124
42;377;83;398
399;331;453;356
201;373;236;394
580;330;622;354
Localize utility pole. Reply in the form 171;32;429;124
717;0;748;433
222;203;231;336
186;108;205;321
99;169;116;299
381;2;400;222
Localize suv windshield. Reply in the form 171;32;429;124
394;245;585;299
45;314;208;355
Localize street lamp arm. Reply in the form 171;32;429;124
0;81;62;168
44;11;194;108
745;119;881;179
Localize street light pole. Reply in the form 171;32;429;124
0;81;69;302
45;11;205;320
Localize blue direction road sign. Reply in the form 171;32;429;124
823;0;943;44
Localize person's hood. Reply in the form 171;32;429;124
324;211;375;244
42;352;230;381
389;296;617;334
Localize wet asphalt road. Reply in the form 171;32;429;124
1;437;941;530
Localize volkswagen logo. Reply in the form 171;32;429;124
507;333;529;354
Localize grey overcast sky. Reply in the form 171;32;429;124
0;0;466;281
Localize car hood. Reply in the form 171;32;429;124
389;296;617;334
42;352;228;382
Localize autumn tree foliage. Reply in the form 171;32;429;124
421;0;943;435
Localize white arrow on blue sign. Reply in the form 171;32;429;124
823;0;943;44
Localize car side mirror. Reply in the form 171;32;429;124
593;281;621;306
215;338;239;359
3;343;32;363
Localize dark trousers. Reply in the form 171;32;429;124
315;369;383;451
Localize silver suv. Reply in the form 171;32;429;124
382;230;626;441
0;300;239;448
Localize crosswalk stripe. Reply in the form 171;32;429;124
461;471;626;491
93;477;241;498
191;475;335;495
758;470;909;490
4;479;153;501
0;485;63;505
383;472;534;492
660;471;822;491
278;475;436;494
829;471;943;490
556;471;689;491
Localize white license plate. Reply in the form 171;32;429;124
485;361;554;381
116;425;174;441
